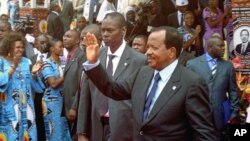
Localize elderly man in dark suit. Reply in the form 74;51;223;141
235;29;250;55
82;26;216;141
187;36;239;141
77;13;147;141
62;30;86;137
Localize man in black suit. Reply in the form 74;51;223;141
62;30;86;137
235;29;250;55
77;13;147;141
47;2;64;40
167;0;189;28
58;0;74;32
82;26;216;141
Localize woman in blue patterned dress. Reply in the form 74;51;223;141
0;32;44;141
40;38;71;141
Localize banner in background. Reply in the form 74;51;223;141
232;0;250;123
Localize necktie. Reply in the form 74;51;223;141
39;54;44;61
106;55;116;76
180;13;184;26
211;59;217;76
241;44;246;54
143;73;161;120
98;55;116;116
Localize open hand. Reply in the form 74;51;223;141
32;61;44;74
84;32;99;64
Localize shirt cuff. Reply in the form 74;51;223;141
82;60;100;71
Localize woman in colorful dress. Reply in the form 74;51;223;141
40;38;71;141
178;11;201;56
202;0;231;51
0;32;43;141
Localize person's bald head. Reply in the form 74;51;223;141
103;12;127;28
207;36;225;58
81;24;102;46
0;20;11;41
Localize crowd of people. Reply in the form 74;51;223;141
0;0;245;141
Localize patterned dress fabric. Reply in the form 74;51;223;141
0;57;43;141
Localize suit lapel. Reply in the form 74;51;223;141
64;48;80;74
142;65;182;126
199;55;211;75
113;46;130;80
100;48;108;68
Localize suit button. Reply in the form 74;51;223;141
139;131;143;135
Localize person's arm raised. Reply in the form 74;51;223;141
84;32;99;64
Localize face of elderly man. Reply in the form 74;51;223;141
240;30;249;44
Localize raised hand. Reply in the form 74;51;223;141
32;61;44;74
84;32;100;64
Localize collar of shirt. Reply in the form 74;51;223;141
177;11;184;24
106;40;126;73
147;59;178;114
154;59;179;83
68;47;79;60
52;11;60;16
37;52;48;62
243;42;249;47
205;53;217;69
107;39;126;60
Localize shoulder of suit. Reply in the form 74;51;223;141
126;46;147;61
186;56;204;68
180;65;206;83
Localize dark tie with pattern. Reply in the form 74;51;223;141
211;59;217;76
180;13;184;26
143;73;161;120
98;55;116;116
39;54;44;61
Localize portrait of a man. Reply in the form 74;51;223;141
235;29;250;55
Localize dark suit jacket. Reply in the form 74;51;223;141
60;0;74;32
84;62;216;141
178;50;195;66
63;48;85;118
167;12;180;28
186;55;239;129
47;12;65;40
77;46;147;141
235;42;250;56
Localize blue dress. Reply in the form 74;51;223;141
40;58;71;141
0;57;43;141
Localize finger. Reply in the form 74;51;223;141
84;33;90;46
86;32;92;46
90;33;98;45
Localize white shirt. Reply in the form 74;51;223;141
178;10;184;26
106;40;126;76
36;52;48;62
147;59;178;114
242;42;249;53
